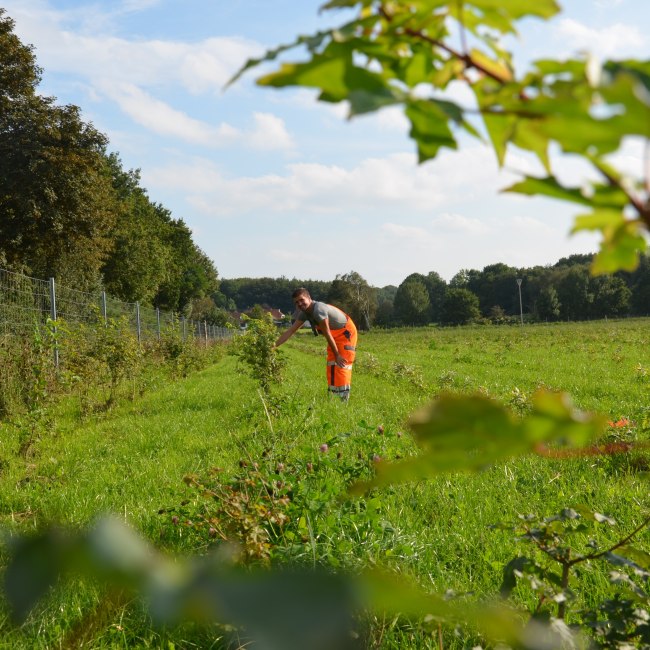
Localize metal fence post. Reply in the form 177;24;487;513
204;320;208;346
156;307;161;340
135;302;141;343
49;277;59;368
101;291;107;324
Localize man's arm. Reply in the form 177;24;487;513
319;318;346;367
274;319;304;348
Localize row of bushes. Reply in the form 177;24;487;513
0;315;228;455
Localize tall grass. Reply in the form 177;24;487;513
1;319;649;648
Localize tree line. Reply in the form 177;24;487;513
0;10;218;315
219;253;650;329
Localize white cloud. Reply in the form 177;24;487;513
432;212;490;235
100;82;241;145
554;18;645;58
509;215;555;236
145;144;530;220
246;112;295;151
5;2;262;93
371;106;410;133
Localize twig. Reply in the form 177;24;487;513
258;389;275;436
576;513;650;565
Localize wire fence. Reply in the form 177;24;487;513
0;267;234;349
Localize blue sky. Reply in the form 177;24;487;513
3;0;649;287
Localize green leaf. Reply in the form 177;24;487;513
482;111;515;166
617;544;650;570
468;0;560;20
571;209;624;234
429;57;465;88
503;175;592;206
591;219;647;275
403;50;433;87
604;60;650;108
227;30;333;88
511;119;550;172
257;57;350;99
3;529;79;623
405;99;458;162
500;556;534;598
351;390;605;491
469;48;513;82
541;114;624;156
523;390;606;447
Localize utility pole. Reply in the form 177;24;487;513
516;278;523;326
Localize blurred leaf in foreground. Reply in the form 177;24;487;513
352;390;606;492
2;518;587;650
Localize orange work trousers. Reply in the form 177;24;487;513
322;315;357;399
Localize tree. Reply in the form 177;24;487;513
590;275;631;318
154;218;220;312
237;1;649;276
441;288;480;326
374;299;395;327
101;155;173;303
424;271;447;322
247;304;268;321
556;266;593;321
466;263;519;316
536;286;561;322
393;279;430;326
328;271;377;330
629;253;650;316
0;11;117;288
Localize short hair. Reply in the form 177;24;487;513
292;287;310;300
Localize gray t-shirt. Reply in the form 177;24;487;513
294;301;348;330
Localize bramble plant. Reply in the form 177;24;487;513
234;314;286;395
497;506;650;644
62;312;143;411
12;321;58;455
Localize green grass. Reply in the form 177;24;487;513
1;320;650;648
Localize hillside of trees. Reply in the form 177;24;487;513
221;253;650;329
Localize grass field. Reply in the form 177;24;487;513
1;319;649;648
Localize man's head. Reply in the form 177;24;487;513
292;287;312;312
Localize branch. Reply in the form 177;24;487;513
377;4;511;86
403;27;510;85
573;513;650;565
596;163;650;229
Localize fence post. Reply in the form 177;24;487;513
101;291;107;324
156;308;161;340
204;320;208;346
135;302;141;343
182;316;186;340
49;277;59;369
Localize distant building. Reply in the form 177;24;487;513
230;305;286;328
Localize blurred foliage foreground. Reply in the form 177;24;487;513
3;387;650;649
